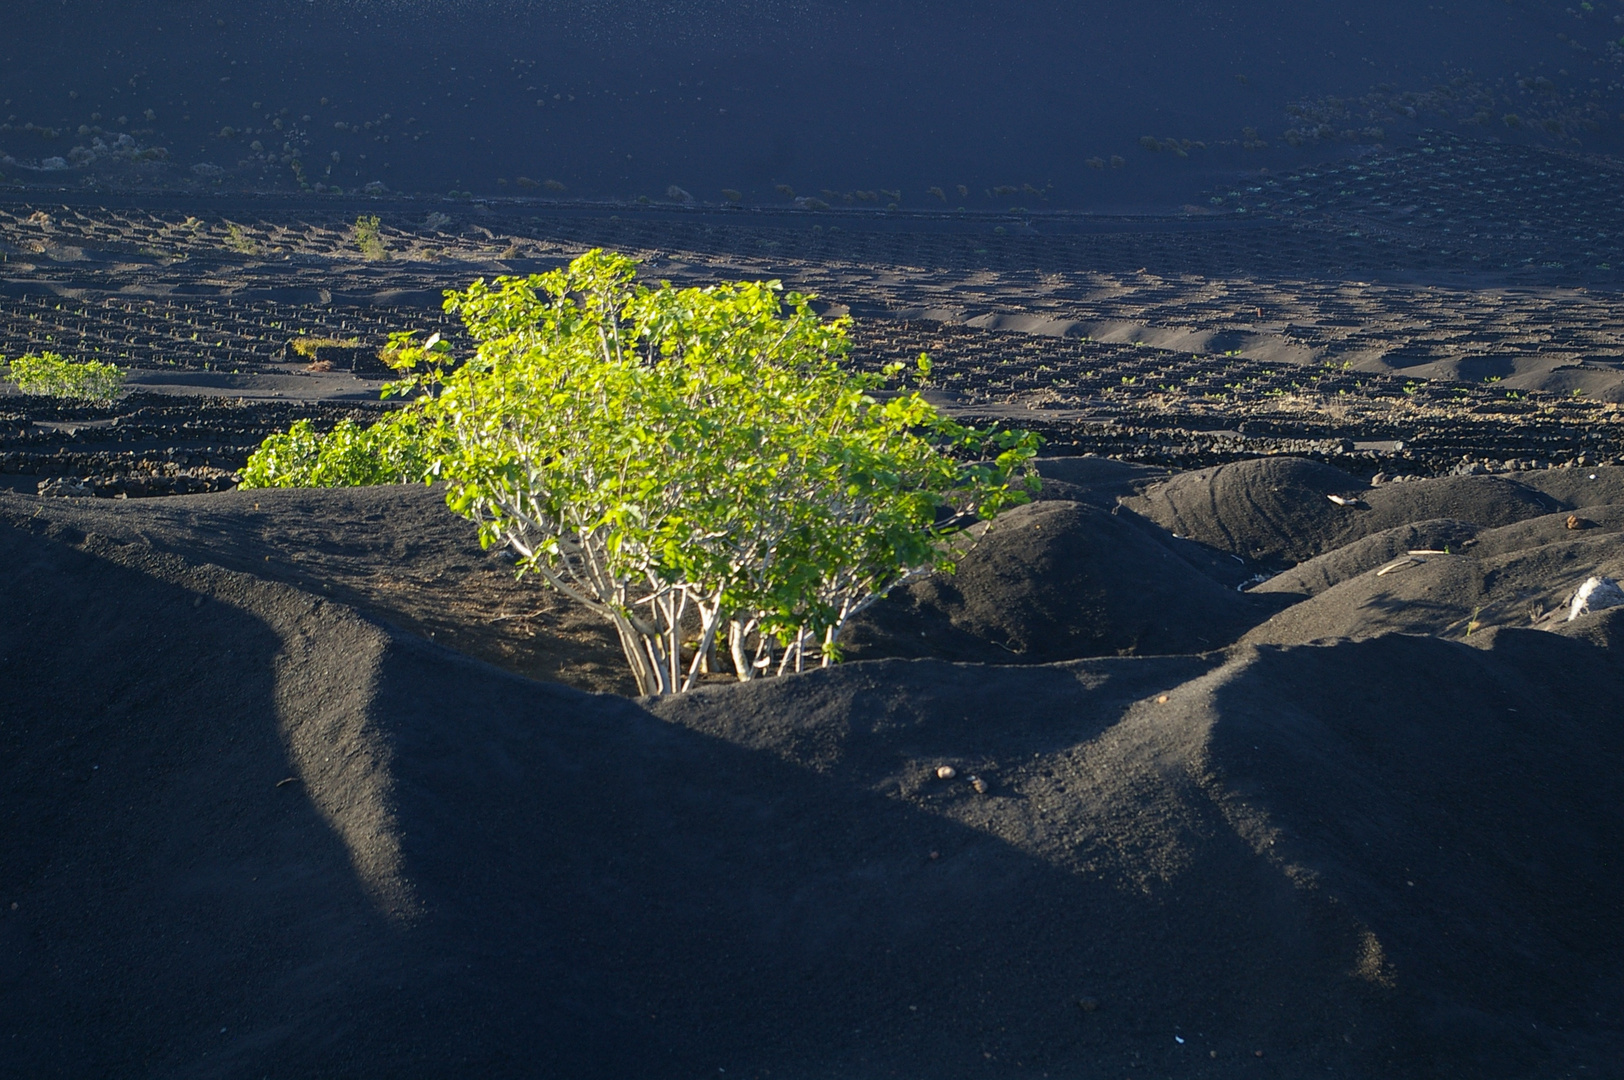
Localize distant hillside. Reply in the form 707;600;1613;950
2;0;1621;205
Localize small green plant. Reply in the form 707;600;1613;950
352;214;387;261
289;336;363;359
240;415;428;488
223;222;259;255
5;352;125;402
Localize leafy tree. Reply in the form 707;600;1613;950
4;352;125;403
244;250;1039;695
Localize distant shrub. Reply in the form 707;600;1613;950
5;352;125;402
238;414;429;489
289;336;363;359
223;221;259;255
353;214;387;261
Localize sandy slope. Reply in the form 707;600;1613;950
4;462;1624;1077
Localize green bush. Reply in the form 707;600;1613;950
239;413;429;489
288;335;363;360
244;250;1039;695
5;352;126;402
353;214;387;261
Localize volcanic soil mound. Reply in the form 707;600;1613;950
1122;457;1570;566
4;456;1624;1078
843;498;1281;662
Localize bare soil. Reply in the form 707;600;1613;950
4;474;1623;1078
5;134;1624;1077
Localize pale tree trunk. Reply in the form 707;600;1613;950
609;611;666;696
728;619;758;683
